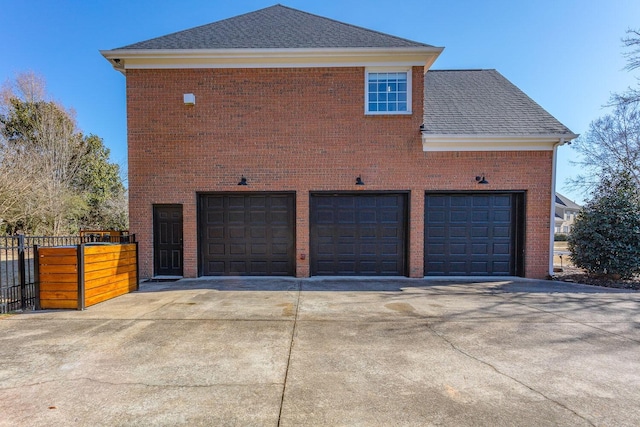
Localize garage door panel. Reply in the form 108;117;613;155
360;227;376;238
311;193;407;276
207;211;224;223
428;211;445;223
472;227;489;238
493;210;511;222
208;243;225;256
338;244;355;255
428;226;445;238
494;195;511;206
450;243;466;255
471;243;488;255
230;244;246;255
450;196;468;207
381;244;400;255
250;211;266;223
208;227;224;239
472;196;489;207
205;196;223;208
228;197;245;208
228;212;244;223
359;211;376;223
471;262;488;273
472;211;489;222
450;227;467;238
493;261;510;274
207;261;225;274
425;193;520;276
271;212;289;224
199;193;295;276
450;262;468;273
251;244;267;255
493;243;511;255
451;210;468;222
382;226;401;238
228;227;245;238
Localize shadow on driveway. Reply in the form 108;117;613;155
137;276;637;294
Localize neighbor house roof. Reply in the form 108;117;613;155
423;69;575;137
116;4;433;50
556;193;582;210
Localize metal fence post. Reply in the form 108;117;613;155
77;244;85;311
34;245;40;310
18;235;26;310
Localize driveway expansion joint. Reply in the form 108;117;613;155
277;280;302;426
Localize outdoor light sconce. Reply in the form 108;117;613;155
355;176;365;185
238;176;247;185
183;93;196;105
475;174;489;185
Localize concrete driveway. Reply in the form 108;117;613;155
0;278;638;426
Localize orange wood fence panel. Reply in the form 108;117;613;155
37;243;138;310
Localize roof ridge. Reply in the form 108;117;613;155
271;4;431;48
115;4;433;50
428;69;495;72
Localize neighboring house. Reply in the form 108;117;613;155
101;5;576;280
555;193;582;234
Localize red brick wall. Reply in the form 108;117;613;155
126;67;553;279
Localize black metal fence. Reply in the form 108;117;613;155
1;233;134;313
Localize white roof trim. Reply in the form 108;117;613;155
421;134;579;152
100;46;443;72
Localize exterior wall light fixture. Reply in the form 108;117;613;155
238;176;247;185
475;174;489;184
356;176;365;185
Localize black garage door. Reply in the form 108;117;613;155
425;193;524;276
310;193;407;276
198;193;295;276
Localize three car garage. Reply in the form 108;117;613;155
194;192;524;277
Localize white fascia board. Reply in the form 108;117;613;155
100;46;444;72
421;134;579;151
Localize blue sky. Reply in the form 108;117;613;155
2;0;639;204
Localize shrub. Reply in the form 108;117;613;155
554;233;568;241
568;172;640;279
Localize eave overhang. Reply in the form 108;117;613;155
100;46;444;74
421;133;579;152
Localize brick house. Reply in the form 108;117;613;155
101;5;576;280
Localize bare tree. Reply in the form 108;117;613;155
1;72;128;235
1;72;88;234
570;29;640;194
623;29;640;72
610;29;640;106
570;101;640;191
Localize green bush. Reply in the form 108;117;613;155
568;172;640;279
554;233;568;241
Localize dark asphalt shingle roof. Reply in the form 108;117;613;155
423;69;574;136
556;193;582;209
117;4;432;50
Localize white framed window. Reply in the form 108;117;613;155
365;68;412;115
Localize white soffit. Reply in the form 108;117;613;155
100;47;444;72
421;134;579;151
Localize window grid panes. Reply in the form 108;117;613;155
367;72;408;113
